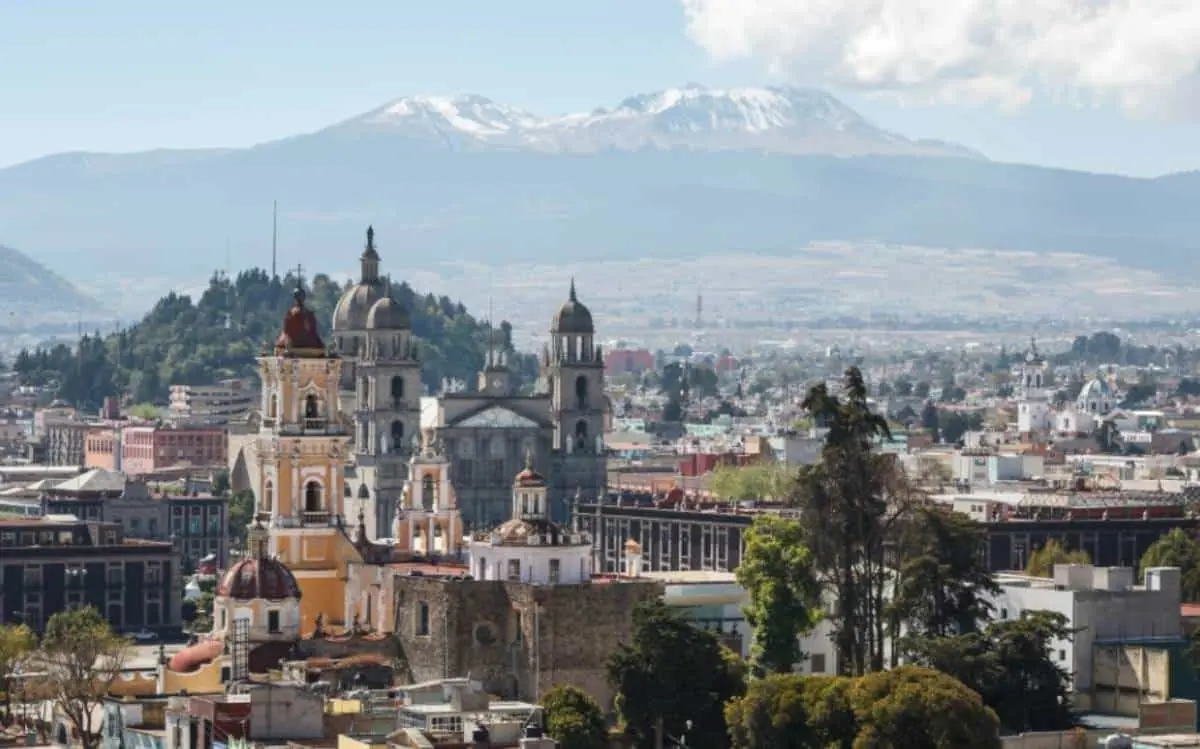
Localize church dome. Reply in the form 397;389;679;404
275;288;325;352
493;517;570;546
217;557;302;601
332;283;386;332
365;296;411;330
551;279;594;334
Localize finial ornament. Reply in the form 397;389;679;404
569;277;577;303
366;225;375;251
524;448;535;472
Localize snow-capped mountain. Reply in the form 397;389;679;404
329;85;981;159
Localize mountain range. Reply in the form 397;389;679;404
0;244;109;330
1;84;1197;297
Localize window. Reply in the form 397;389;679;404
391;376;405;407
1059;649;1067;661
304;394;320;419
575;375;588;410
548;559;561;584
39;531;53;545
23;565;42;587
488;458;505;484
1000;608;1008;619
574;420;588;452
416;602;430;636
107;564;124;586
267;610;281;633
507;559;521;582
390;421;404;450
66;592;83;609
304;481;323;513
429;716;463;736
107;604;123;629
422;474;435;510
146;562;162;585
104;530;118;545
458;460;474;487
810;654;826;673
0;531;14;546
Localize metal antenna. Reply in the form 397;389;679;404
271;200;278;278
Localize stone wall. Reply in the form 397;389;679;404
392;576;663;707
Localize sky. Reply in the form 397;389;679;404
1;0;1198;177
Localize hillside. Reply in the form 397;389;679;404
9;268;536;410
0;85;1196;284
0;243;110;327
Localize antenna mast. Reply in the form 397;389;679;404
271;200;278;278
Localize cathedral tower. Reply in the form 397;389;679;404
255;281;359;631
332;228;422;541
544;279;606;504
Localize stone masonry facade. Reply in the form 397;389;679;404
391;576;663;708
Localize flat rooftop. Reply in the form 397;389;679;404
641;569;737;585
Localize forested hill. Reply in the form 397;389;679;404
11;268;536;409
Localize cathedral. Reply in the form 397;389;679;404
1014;339;1121;436
328;227;607;535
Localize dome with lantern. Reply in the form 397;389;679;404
209;522;303;644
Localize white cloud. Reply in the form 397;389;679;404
680;0;1200;115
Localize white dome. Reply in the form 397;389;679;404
1076;377;1116;414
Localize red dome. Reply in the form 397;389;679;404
275;289;325;353
167;638;224;673
217;557;302;601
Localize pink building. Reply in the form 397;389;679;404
121;425;227;476
605;348;655;375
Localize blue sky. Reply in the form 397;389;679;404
1;0;1197;176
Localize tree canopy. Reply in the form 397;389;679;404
607;600;745;749
1139;528;1200;602
1026;540;1090;578
737;516;822;676
540;685;607;749
12;268;534;409
41;607;130;749
725;668;1001;749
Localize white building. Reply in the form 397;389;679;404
642;567;752;659
467;456;592;585
990;564;1182;710
168;378;256;425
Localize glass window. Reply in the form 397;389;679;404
507;559;521;582
548;559;561;584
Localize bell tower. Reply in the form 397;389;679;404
255;279;358;631
544;279;606;511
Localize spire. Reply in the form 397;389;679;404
360;225;381;284
569;277;578;303
524;448;534;473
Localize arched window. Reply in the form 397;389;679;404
391;421;405;449
575;420;588;452
304;481;323;513
422;474;436;510
575;375;588;410
304;394;320;420
262;481;274;512
391;376;405;407
416;602;430;636
357;484;370;499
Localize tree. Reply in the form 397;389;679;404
848;666;1001;749
226;489;255;547
709;463;794;503
938;410;970;444
541;685;607;749
920;400;940;440
908;612;1074;734
0;623;36;724
1026;539;1090;578
792;367;903;675
725;669;1000;749
737;516;822;676
607;600;744;749
914;381;931;398
876;381;893;397
1140;528;1200;602
894;378;913;396
41;607;130;749
891;507;998;643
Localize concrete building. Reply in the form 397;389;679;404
121;425;227;476
991;563;1184;712
42;468;230;570
168;378;256;425
0;514;182;635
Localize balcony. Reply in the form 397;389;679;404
304;418;326;431
302;511;331;526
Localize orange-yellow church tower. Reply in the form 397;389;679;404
253;282;362;633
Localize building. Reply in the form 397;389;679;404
604;348;655;376
325;228;607;534
40;468;230;570
253;281;361;633
168;378;256;425
121;425;227;476
0;515;182;635
85;425;120;470
45;419;88;466
990;564;1184;713
330;227;423;541
392;430;466;557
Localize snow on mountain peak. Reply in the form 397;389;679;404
338;85;976;159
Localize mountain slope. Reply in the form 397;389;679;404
0;85;1194;285
0;244;110;326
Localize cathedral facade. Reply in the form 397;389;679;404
329;228;607;536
